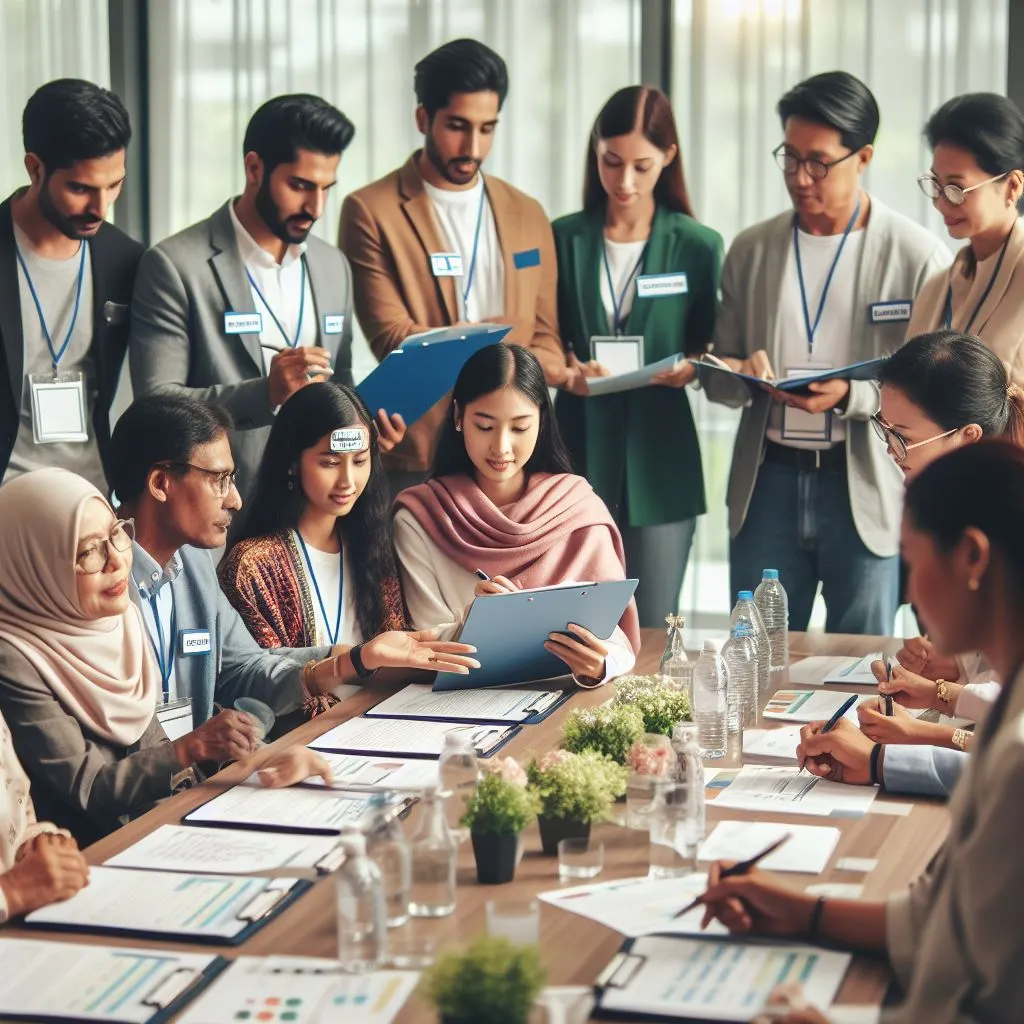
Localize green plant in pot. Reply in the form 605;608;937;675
526;750;628;855
561;703;644;764
422;934;545;1024
611;674;693;736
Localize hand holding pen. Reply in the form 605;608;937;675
473;568;520;598
797;694;858;775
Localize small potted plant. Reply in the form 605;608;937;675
422;934;545;1024
461;760;539;884
624;733;676;828
561;703;645;764
612;675;693;736
526;749;628;855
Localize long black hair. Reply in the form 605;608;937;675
231;381;399;640
431;344;574;479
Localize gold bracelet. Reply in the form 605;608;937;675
936;679;955;705
951;728;972;752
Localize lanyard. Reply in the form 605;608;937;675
942;231;1012;334
297;533;343;646
601;243;646;334
460;178;488;316
246;258;307;349
792;197;861;356
145;593;176;701
15;241;88;374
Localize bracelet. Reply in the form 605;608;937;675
349;643;375;680
869;742;883;787
808;895;827;938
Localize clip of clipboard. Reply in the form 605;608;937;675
140;964;228;1014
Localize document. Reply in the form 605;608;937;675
178;957;418;1024
365;682;564;723
596;933;850;1022
763;689;867;723
309;716;513;758
742;726;802;762
304;750;441;792
788;654;884;686
585;353;682;396
698;821;841;875
711;766;878;818
691;354;885;395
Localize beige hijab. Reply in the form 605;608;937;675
0;469;158;746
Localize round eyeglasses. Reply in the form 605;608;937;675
871;415;957;464
917;172;1009;207
76;519;135;574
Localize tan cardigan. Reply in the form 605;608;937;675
907;218;1024;385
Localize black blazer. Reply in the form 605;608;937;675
0;192;144;488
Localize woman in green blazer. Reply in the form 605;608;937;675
553;85;724;627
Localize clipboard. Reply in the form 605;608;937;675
356;324;510;425
433;579;639;691
308;716;522;759
364;682;573;724
691;355;886;396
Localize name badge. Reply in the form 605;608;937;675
868;301;912;324
636;273;688;298
513;248;541;270
323;314;345;335
179;629;211;656
29;372;89;444
224;312;263;335
431;253;463;277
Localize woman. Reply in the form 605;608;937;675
700;440;1024;1023
393;343;640;687
552;86;723;627
907;93;1024;382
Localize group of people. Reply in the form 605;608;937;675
1;33;1024;1023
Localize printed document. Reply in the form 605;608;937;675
742;726;802;762
711;766;878;817
309;716;508;757
366;682;560;723
698;821;841;874
788;654;883;686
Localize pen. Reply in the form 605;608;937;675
673;833;793;918
474;568;490;581
797;694;859;775
884;658;895;717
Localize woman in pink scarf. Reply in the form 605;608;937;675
394;344;640;687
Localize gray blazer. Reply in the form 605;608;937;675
705;196;949;557
128;201;355;496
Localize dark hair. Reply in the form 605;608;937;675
583;86;695;218
23;79;131;172
231;382;400;641
432;345;574;479
414;38;509;118
879;331;1024;446
109;396;233;504
777;71;879;151
242;94;355;175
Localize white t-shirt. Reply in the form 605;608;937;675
767;227;865;450
293;532;361;646
600;238;646;332
424;176;505;322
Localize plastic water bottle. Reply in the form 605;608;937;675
731;591;771;702
692;640;728;759
365;794;411;928
408;788;458;918
659;614;692;699
335;831;387;973
723;623;759;731
754;569;790;673
670;721;706;840
439;731;481;839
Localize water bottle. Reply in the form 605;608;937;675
659;614;692;699
731;591;771;702
365;794;411;928
408;788;458;918
335;831;387;973
754;569;790;673
691;640;728;759
670;721;706;840
723;623;759;731
438;731;481;839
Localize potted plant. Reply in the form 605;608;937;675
526;750;628;855
561;703;644;764
612;675;693;736
422;935;545;1024
461;761;539;884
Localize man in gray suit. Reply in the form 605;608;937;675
129;94;356;498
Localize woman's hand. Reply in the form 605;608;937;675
545;623;608;686
650;360;696;388
871;659;946;710
174;709;261;766
857;699;928;744
256;747;334;788
474;574;520;598
698;863;816;937
895;636;960;681
374;409;407;454
751;984;832;1024
0;838;90;917
796;718;874;785
563;353;611;396
362;629;480;676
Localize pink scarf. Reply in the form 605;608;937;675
394;473;640;653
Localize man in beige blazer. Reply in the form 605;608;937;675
339;38;567;487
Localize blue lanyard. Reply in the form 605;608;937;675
461;178;487;316
296;533;343;645
15;241;88;374
245;258;307;348
792;197;861;356
145;593;176;701
942;231;1012;334
601;243;646;334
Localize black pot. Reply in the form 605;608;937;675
471;830;519;884
537;814;591;856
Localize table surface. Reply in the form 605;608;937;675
6;631;949;1023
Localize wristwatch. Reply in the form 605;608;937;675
171;764;200;793
951;728;972;752
936;679;955;706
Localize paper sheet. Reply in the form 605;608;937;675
365;683;559;723
711;766;878;818
787;654;884;686
698;821;841;874
742;727;802;762
0;937;220;1023
304;750;441;792
309;716;509;757
585;353;682;395
763;689;867;723
178;957;418;1024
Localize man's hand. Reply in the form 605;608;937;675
374;409;407;453
783;378;850;415
174;709;261;767
0;839;90;917
267;347;333;406
796;718;874;785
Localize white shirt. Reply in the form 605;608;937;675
424;176;505;322
767;227;865;450
293;532;362;647
600;238;646;332
133;551;184;703
228;200;318;373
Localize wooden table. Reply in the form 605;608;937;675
9;631;950;1022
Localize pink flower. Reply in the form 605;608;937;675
488;756;528;788
538;750;572;772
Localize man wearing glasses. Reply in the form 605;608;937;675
704;71;949;635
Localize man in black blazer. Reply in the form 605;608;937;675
0;79;143;492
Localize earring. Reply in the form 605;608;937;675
455;425;462;433
968;578;980;592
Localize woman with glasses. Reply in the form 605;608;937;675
907;94;1024;382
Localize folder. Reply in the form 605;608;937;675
308;715;521;759
364;682;572;724
691;355;887;395
433;579;639;691
356;324;510;425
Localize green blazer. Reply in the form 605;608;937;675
553;206;723;527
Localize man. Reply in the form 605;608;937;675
705;72;949;634
129;94;358;498
0;79;142;491
339;38;567;489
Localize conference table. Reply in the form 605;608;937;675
9;630;951;1022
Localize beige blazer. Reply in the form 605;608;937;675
907;218;1024;385
339;154;565;473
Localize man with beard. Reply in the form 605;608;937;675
339;38;566;492
0;79;141;491
129;95;362;499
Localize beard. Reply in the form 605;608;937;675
39;180;102;240
424;133;481;187
255;176;314;245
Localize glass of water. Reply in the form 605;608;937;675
557;838;604;882
648;779;699;879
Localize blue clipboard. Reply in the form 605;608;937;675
433;579;639;691
356;324;510;425
691;355;886;394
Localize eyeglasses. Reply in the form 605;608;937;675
917;172;1009;207
76;519;135;574
156;462;238;498
870;415;958;464
773;144;861;180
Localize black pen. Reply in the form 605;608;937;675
884;658;895;717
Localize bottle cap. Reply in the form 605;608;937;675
702;639;719;652
738;590;754;601
762;569;779;580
